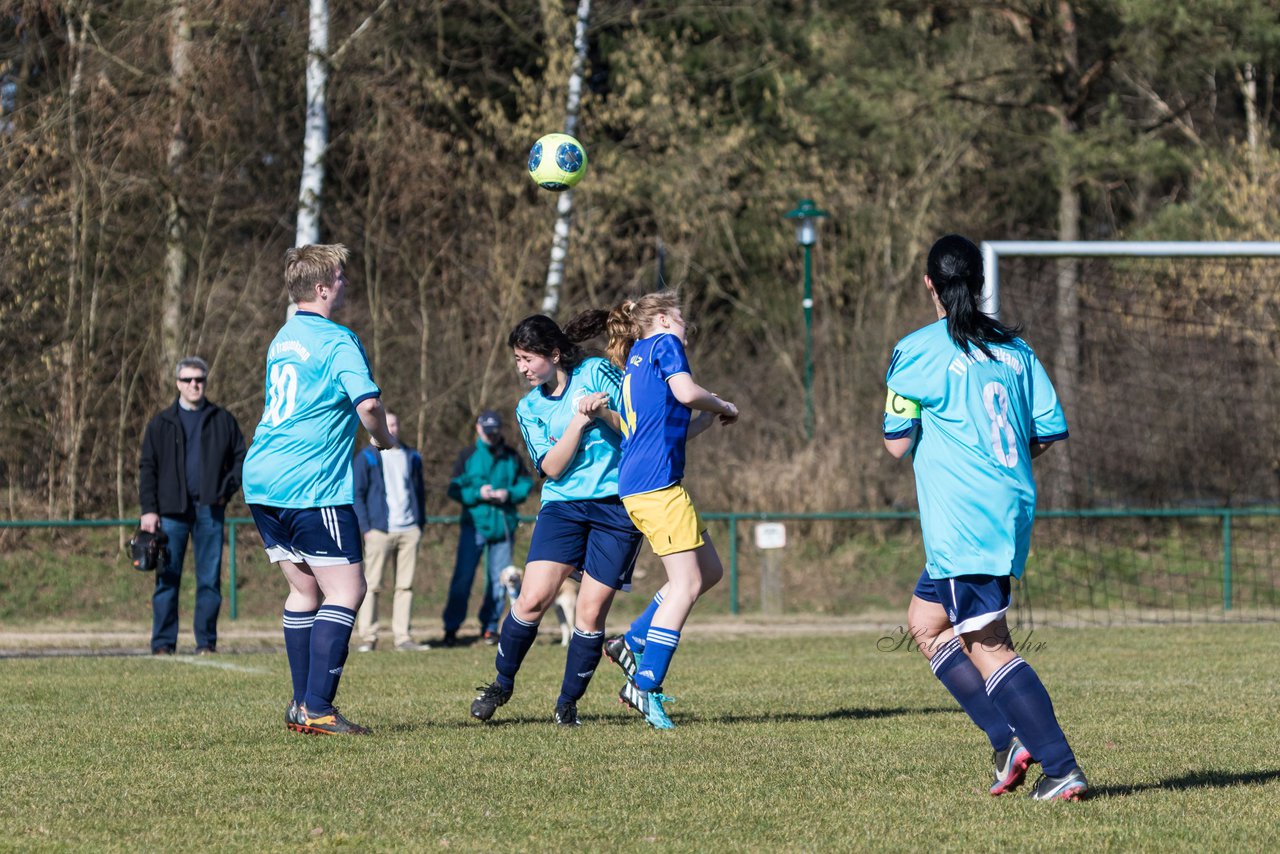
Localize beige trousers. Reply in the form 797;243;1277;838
356;528;422;646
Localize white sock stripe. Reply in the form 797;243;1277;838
929;637;964;674
282;617;316;628
646;635;680;648
653;591;664;604
572;628;604;639
315;609;356;627
647;627;680;641
985;657;1027;694
510;613;538;628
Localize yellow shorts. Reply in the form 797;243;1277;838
622;484;705;557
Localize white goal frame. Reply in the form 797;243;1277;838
980;241;1280;318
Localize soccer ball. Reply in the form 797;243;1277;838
528;133;587;191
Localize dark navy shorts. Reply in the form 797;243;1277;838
249;504;363;567
913;568;1011;634
526;497;643;591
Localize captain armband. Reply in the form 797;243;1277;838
884;388;921;419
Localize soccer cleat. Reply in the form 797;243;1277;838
990;735;1034;795
1028;767;1090;801
604;635;642;680
553;700;582;727
296;704;371;735
470;681;513;722
618;679;676;730
285;700;304;732
356;641;376;653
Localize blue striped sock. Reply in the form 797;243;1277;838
625;591;664;652
634;626;680;691
557;628;605;705
304;604;356;715
930;637;1013;751
282;609;317;704
985;657;1078;776
495;610;540;692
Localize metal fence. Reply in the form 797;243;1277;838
3;507;1277;623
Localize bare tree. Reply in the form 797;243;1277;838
161;0;192;365
539;0;590;318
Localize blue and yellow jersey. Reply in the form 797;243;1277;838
883;319;1067;580
618;333;693;498
516;356;625;503
242;311;380;508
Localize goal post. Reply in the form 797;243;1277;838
976;241;1280;626
980;240;1280;318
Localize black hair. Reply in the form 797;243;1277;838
507;310;609;371
926;234;1020;358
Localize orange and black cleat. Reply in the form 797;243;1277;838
295;703;371;735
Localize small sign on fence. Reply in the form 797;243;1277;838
755;522;787;550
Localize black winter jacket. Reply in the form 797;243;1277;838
139;400;247;516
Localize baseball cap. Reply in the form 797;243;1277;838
477;410;502;434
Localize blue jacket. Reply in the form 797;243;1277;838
352;445;426;534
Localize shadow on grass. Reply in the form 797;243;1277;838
1092;768;1280;798
378;705;959;733
697;706;958;724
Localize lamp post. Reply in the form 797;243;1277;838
784;198;828;440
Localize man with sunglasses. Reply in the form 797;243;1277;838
139;356;246;655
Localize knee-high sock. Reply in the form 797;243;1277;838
494;610;540;692
986;657;1078;777
282;609;317;704
557;628;605;705
304;605;356;715
929;637;1013;751
625;591;664;652
634;627;680;692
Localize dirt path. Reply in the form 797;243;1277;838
0;614;905;657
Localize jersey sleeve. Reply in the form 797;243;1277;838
588;357;625;410
653;334;692;382
331;332;380;405
1028;354;1068;443
515;399;554;474
883;344;924;439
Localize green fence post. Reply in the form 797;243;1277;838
729;514;739;615
1221;511;1232;612
228;520;238;620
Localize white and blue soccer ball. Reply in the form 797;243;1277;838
528;133;588;191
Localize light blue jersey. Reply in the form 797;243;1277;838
516;357;625;503
883;319;1067;580
243;311;380;508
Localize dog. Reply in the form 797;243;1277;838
498;565;575;645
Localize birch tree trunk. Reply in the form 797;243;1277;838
162;0;192;365
1238;62;1261;181
60;6;90;519
296;0;329;251
540;0;590;318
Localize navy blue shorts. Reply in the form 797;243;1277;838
913;568;1011;634
526;497;643;591
249;504;363;567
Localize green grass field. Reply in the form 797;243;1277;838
3;624;1279;851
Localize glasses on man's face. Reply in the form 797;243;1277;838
178;376;207;385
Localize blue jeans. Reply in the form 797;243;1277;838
442;524;514;634
152;504;225;651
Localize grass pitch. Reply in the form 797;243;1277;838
3;624;1278;851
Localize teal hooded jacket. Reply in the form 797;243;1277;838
447;438;534;542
